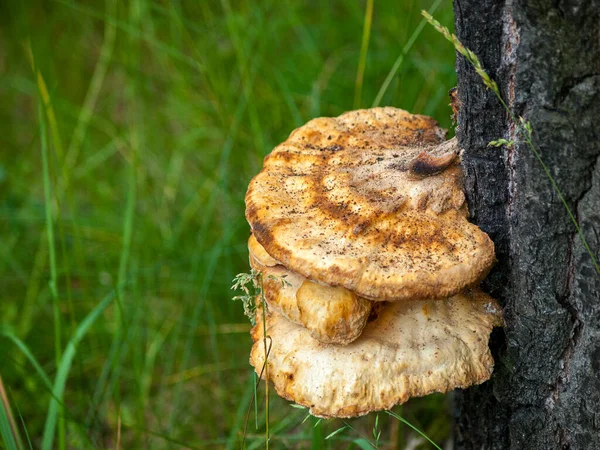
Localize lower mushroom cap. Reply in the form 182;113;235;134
248;234;279;267
249;236;372;345
250;289;502;418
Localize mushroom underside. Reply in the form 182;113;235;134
250;290;502;418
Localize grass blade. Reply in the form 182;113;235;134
325;425;348;440
351;438;377;450
41;290;116;450
38;93;65;450
386;410;441;450
0;375;22;450
63;0;117;179
10;388;32;450
0;333;53;393
25;41;65;161
310;418;323;450
372;0;443;107
354;0;374;109
225;372;255;450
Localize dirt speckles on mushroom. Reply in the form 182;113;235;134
246;107;494;301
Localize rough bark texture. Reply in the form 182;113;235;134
453;0;600;449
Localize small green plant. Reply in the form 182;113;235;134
488;138;514;148
232;269;290;449
0;375;24;450
372;413;382;447
422;11;498;94
231;269;264;325
422;10;600;277
232;269;291;325
231;269;269;448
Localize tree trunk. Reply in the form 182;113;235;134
452;0;600;449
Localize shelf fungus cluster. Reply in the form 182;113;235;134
244;107;503;418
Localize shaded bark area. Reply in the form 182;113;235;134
453;0;600;449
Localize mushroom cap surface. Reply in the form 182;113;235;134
248;236;372;345
246;107;495;301
250;289;502;418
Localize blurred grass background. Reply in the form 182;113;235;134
0;0;457;448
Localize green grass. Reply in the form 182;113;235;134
1;1;457;448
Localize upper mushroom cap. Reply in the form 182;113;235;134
249;235;372;345
245;107;495;301
250;288;503;418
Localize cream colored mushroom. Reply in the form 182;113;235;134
250;289;502;418
246;107;495;301
248;235;372;345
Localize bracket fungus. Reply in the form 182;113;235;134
243;106;502;418
249;235;372;345
250;289;502;418
246;108;494;301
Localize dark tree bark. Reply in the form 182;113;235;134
452;0;600;449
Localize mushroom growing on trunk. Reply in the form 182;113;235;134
250;289;502;418
242;106;502;417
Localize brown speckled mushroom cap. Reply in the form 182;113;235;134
250;289;503;418
245;107;495;301
248;235;372;345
